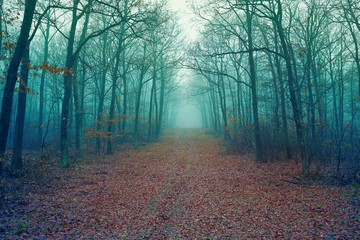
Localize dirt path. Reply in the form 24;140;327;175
1;129;359;239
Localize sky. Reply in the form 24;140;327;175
168;0;189;11
166;0;203;128
167;0;199;42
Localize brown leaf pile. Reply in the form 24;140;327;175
1;129;359;239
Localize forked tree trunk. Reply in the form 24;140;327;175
274;0;309;174
107;38;123;154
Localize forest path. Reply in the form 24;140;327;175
1;129;359;239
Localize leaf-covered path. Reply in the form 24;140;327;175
1;129;360;239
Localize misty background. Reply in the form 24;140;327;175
0;0;359;178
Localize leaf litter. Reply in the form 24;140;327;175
1;129;359;239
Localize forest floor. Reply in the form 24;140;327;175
1;129;360;239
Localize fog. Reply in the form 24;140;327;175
175;103;202;128
1;0;359;182
167;0;200;42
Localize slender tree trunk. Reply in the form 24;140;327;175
106;69;118;154
38;17;50;149
61;70;74;167
270;61;280;132
72;62;82;153
346;19;360;97
156;74;165;137
329;51;339;140
121;64;128;133
79;54;86;146
73;5;90;156
11;42;30;175
148;77;156;143
133;83;142;149
306;50;316;140
228;78;237;131
236;81;242;129
107;43;122;154
60;0;80;168
311;53;323;136
134;47;147;148
95;29;108;153
261;28;279;132
156;58;165;139
216;56;230;141
246;1;263;162
154;80;159;137
339;39;345;137
209;88;218;135
273;28;292;159
107;0;128;152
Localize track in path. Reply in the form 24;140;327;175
1;129;359;239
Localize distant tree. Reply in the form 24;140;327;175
59;0;129;167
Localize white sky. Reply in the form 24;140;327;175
167;0;199;42
165;0;203;128
168;0;189;11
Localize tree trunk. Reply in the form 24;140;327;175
156;57;165;139
0;0;37;174
107;39;123;154
245;1;263;162
306;49;316;141
273;27;292;159
60;0;80;168
11;42;30;175
275;0;309;174
121;66;128;133
95;30;108;153
73;4;91;156
148;77;156;143
134;74;144;148
38;17;50;149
